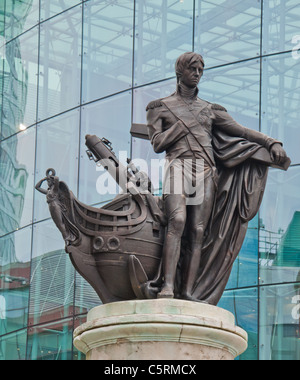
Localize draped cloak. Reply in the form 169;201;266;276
186;129;269;305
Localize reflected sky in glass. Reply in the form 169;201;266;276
38;6;82;122
82;0;134;103
195;0;261;68
34;109;80;223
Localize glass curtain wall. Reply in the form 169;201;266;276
0;0;299;360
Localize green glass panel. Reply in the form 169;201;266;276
0;127;35;236
4;0;39;41
260;167;300;285
1;27;39;140
219;288;258;360
73;314;87;360
0;227;31;335
26;318;74;360
30;220;75;326
74;271;100;315
259;284;300;360
0;1;5;36
0;329;27;360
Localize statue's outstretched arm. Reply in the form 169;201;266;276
35;177;48;194
212;107;287;165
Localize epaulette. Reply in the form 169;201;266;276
146;99;163;111
211;103;227;112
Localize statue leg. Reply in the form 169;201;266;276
158;194;186;298
181;175;216;301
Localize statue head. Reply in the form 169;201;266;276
45;168;56;188
46;176;55;188
175;52;205;87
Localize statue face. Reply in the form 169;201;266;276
47;177;54;187
179;61;203;88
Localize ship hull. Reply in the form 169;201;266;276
67;193;165;303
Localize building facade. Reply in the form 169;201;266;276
0;0;299;360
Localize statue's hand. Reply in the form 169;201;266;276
270;143;287;165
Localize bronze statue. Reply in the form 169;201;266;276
35;169;80;246
35;53;290;306
145;52;288;303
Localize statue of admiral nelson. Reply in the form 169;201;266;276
145;52;288;305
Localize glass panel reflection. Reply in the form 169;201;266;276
40;0;82;21
195;0;261;68
201;60;260;131
0;2;4;36
38;6;82;122
0;61;3;141
0;127;35;236
263;0;300;55
219;288;258;360
0;329;27;360
30;220;75;326
4;0;39;41
79;92;131;206
259;284;300;360
261;53;300;165
27;318;74;360
34;109;80;223
134;0;193;86
0;227;31;336
1;27;39;140
260;167;300;285
74;271;101;315
73;314;87;360
82;0;134;103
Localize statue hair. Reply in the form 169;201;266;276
175;52;205;83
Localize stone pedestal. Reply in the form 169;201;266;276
73;299;248;360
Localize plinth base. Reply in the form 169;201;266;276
73;299;248;360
